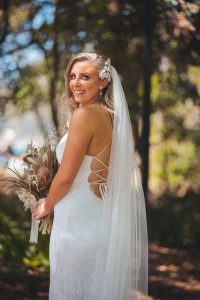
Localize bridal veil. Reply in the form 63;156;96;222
91;66;148;299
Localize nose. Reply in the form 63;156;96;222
73;77;81;87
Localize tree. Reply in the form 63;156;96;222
0;0;199;196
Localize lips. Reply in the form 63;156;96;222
73;90;85;96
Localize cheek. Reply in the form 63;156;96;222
68;81;73;91
85;81;99;93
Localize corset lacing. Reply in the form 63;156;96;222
88;141;111;200
88;104;113;200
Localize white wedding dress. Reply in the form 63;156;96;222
49;132;110;300
48;66;148;299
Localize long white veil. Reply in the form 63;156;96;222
91;67;148;299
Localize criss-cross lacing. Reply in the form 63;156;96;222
88;142;111;199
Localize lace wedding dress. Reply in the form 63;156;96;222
49;132;110;300
48;65;148;299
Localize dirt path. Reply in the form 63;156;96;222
1;243;200;300
149;244;200;299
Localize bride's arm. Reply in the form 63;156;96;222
32;106;94;220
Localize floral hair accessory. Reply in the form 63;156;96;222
99;58;112;82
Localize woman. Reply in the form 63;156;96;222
33;53;148;300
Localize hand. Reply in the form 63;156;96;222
32;198;52;220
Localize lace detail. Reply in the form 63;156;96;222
50;131;108;300
50;105;113;300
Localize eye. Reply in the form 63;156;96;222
82;74;89;80
69;74;75;80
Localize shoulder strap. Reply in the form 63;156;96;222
88;103;112;158
97;104;113;129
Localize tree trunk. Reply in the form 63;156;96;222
32;97;48;136
142;0;153;203
49;3;59;132
0;0;9;49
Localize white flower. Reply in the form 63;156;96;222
16;188;37;211
99;59;112;82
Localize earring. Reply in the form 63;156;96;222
99;89;102;96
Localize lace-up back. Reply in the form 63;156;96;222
87;104;113;199
56;104;113;201
88;139;111;199
56;132;111;201
50;104;113;300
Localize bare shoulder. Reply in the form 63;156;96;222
69;106;97;133
71;105;94;121
72;104;106;118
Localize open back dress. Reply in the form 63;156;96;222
49;108;113;300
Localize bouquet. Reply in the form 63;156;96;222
2;134;59;243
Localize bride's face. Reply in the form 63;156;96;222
69;60;102;106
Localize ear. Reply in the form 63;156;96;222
99;79;108;90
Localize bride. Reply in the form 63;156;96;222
33;53;148;300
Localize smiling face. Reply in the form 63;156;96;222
68;60;104;106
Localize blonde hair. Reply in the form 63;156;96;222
63;53;114;116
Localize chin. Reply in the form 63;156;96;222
75;100;84;105
74;98;82;104
74;97;95;107
75;99;88;106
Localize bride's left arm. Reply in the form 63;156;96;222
32;107;94;220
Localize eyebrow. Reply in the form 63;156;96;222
70;72;90;75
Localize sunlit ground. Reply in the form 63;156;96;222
1;243;200;299
149;244;200;299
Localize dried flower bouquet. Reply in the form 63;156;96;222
1;135;59;242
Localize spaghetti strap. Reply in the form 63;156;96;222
107;110;113;128
100;105;113;129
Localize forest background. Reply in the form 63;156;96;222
0;0;200;299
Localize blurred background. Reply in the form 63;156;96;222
0;0;199;299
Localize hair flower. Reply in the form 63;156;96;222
99;58;112;82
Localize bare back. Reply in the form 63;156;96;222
86;103;113;199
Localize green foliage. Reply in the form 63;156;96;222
0;0;199;254
150;190;200;248
0;194;49;269
150;64;200;192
